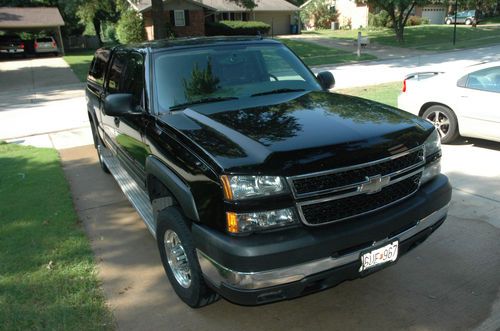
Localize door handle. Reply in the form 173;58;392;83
114;117;120;127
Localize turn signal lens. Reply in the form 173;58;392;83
220;175;233;200
226;212;239;233
402;79;407;92
226;208;298;234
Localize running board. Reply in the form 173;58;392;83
98;145;156;238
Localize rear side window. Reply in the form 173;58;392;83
88;50;110;86
466;66;500;93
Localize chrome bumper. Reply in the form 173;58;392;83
197;204;449;290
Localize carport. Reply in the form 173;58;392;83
0;7;65;55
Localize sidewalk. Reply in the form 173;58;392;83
281;34;433;60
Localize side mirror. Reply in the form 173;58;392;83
103;93;141;116
317;71;335;90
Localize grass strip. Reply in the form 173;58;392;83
0;143;114;330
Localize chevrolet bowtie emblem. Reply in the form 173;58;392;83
359;175;390;194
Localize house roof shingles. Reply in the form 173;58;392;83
0;7;65;28
132;0;299;12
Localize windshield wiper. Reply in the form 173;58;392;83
251;88;305;97
169;96;238;110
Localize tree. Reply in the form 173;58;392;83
151;0;168;39
116;10;145;44
300;0;338;29
77;0;118;45
360;0;428;43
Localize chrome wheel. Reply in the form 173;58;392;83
426;110;450;139
164;229;191;288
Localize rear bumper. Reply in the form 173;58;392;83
0;49;23;54
193;174;451;305
397;93;419;116
35;48;58;53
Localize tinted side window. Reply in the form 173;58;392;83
88;50;110;86
106;52;127;93
466;66;500;93
122;53;145;105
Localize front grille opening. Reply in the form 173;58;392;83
300;174;421;226
293;148;424;197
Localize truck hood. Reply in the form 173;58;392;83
158;91;433;175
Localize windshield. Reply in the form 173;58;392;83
153;43;322;111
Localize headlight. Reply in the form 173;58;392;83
423;129;441;158
221;175;288;200
226;208;298;234
421;129;441;185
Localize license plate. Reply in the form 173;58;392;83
8;49;14;53
359;240;398;272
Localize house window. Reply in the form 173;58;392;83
174;10;186;27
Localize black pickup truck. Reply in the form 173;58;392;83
86;37;451;307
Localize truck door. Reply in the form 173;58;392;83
101;50;149;188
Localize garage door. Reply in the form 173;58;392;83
422;7;446;24
255;12;291;35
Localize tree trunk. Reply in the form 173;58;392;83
93;17;102;46
151;0;167;40
394;24;404;43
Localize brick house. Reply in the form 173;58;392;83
128;0;300;38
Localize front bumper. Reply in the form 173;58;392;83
193;174;451;305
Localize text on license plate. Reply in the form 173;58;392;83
359;240;398;272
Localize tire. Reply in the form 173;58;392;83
446;19;452;25
156;207;219;308
422;105;459;144
89;119;110;173
465;19;472;25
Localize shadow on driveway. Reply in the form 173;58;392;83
60;145;500;331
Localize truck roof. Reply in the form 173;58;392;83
109;36;282;53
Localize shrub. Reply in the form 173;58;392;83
205;20;270;36
368;10;391;28
103;23;117;42
300;0;338;29
116;10;145;44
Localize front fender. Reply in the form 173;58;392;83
145;155;200;222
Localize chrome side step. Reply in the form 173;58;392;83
98;145;156;238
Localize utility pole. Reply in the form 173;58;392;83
453;0;458;45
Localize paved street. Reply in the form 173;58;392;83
313;44;500;89
1;48;500;330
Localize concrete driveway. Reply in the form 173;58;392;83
60;140;500;331
0;57;91;148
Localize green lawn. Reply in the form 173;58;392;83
305;24;500;51
281;39;376;66
0;142;114;330
63;40;377;79
336;81;402;107
64;50;95;82
481;16;500;24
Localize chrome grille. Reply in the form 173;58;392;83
288;146;425;226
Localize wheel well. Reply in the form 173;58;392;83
147;175;182;224
419;102;451;117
